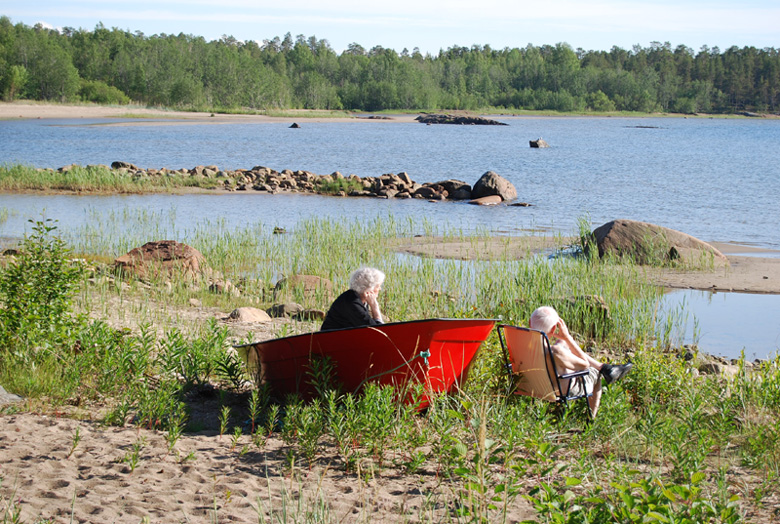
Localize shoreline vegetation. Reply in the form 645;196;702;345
1;100;778;123
1;16;778;116
1;211;780;521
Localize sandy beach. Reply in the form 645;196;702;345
0;101;419;125
1;411;540;523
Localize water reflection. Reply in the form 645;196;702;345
663;289;780;361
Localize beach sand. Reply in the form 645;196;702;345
1;410;539;523
0;101;419;125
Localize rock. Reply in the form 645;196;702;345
0;385;22;406
529;138;550;148
413;186;441;199
266;303;304;318
471;171;517;201
591;219;730;266
111;161;140;170
431;179;472;200
415;114;508;126
274;275;334;302
289;122;300;128
468;195;502;206
227;307;272;322
114;240;207;281
698;362;739;377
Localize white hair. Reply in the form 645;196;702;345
349;267;385;294
529;306;560;334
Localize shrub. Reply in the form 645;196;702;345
0;219;85;362
79;79;131;105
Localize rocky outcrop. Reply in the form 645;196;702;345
470;171;517;202
529;138;550;148
591;219;729;266
415;114;508;126
114;240;207;281
48;163;529;205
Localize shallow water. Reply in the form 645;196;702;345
2;116;779;248
664;289;780;361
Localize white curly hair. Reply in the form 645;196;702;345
349;267;385;295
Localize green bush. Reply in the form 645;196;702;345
0;219;86;362
79;79;131;105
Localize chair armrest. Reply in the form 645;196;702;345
559;370;590;379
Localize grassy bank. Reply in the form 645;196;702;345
0;163;226;193
1;216;777;522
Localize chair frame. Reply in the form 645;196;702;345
497;324;592;409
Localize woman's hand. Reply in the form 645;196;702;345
362;286;382;320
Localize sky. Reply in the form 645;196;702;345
2;0;778;55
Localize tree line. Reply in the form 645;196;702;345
0;15;778;114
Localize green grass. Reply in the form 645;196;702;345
0;163;224;193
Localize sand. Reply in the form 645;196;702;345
1;411;540;523
0;101;419;125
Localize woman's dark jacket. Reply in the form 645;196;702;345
320;289;382;331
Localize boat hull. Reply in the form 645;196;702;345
236;318;496;407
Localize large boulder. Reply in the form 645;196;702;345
114;240;206;280
591;219;729;266
471;171;517;202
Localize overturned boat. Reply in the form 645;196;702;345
236;318;497;407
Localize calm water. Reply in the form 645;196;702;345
1;115;779;359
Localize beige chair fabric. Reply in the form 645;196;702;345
501;325;559;401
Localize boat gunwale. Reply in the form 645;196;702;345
233;317;500;349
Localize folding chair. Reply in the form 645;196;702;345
497;324;591;410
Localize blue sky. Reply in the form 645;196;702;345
2;0;778;54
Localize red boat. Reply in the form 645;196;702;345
236;318;497;407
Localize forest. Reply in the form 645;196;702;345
0;15;778;114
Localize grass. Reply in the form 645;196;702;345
0;214;777;522
0;163;224;193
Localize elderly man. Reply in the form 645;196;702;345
321;267;385;331
529;306;632;417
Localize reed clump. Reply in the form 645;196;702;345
0;163;223;193
1;214;776;522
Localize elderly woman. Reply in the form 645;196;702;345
320;267;385;331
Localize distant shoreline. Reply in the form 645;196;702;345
2;101;776;125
